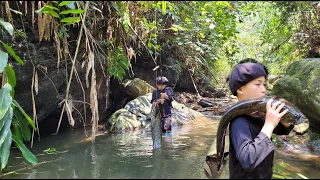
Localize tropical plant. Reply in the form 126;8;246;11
0;18;37;171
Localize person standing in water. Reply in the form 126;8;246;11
151;76;175;133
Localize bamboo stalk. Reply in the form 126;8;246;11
31;1;34;28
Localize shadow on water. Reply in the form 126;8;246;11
3;116;320;179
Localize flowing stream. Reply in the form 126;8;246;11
3;116;320;179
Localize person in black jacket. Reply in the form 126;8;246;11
227;60;294;179
151;76;174;133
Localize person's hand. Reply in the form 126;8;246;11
160;93;168;99
261;98;288;138
157;99;165;104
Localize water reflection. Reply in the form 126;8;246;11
4;116;320;179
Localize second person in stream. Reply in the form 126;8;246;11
151;76;175;133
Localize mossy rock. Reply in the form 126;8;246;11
122;78;155;99
108;109;141;132
272;58;320;132
124;93;152;116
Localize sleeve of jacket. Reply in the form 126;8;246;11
230;116;275;172
165;87;174;102
273;122;294;135
151;90;157;103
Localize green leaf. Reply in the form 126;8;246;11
0;130;12;170
12;99;36;130
43;5;59;11
59;1;75;6
5;64;16;88
43;147;56;154
0;108;12;148
15;110;31;141
41;8;59;18
0;50;8;73
0;18;14;36
1;42;24;65
12;134;38;165
119;60;129;69
161;1;166;15
5;64;16;98
0;83;12;121
171;27;178;32
13;121;23;143
60;9;84;15
61;17;81;23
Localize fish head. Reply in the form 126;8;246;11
265;97;304;125
281;104;304;125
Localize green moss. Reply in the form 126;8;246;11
272;59;320;132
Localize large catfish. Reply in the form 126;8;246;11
204;97;304;178
151;102;162;149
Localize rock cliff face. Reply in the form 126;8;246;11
2;2;226;136
272;58;320;133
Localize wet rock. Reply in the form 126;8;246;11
293;122;310;135
171;100;202;126
108;92;202;132
108;109;141;132
272;58;320;133
198;99;215;107
122;78;155;99
124;93;153;123
174;92;201;106
190;104;202;111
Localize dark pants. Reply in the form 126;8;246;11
161;115;172;132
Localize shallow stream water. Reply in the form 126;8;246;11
3;116;320;179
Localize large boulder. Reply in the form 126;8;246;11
108;92;203;132
272;58;320;132
122;78;155;99
108;109;142;131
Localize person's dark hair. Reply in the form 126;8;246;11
155;76;169;85
238;58;258;64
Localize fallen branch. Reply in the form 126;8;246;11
188;70;201;99
13;150;69;158
0;157;64;178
